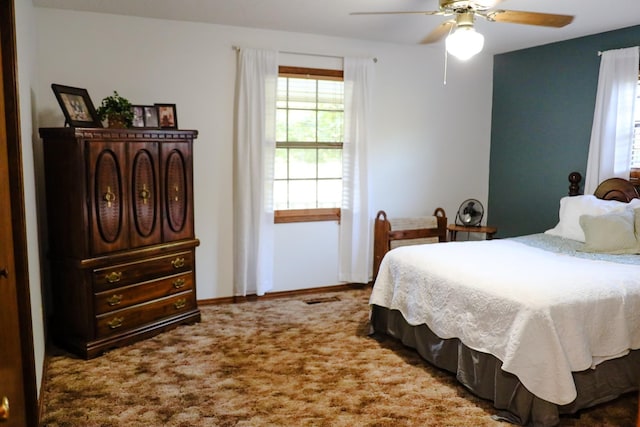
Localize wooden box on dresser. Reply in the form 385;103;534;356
39;127;201;359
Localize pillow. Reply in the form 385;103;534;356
545;195;629;242
629;198;640;209
579;209;640;254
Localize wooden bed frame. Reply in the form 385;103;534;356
372;208;447;281
570;171;640;201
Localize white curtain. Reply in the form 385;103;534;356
584;46;639;194
339;57;375;283
233;48;278;296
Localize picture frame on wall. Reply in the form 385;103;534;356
155;103;178;129
131;105;145;128
51;84;102;128
143;105;159;128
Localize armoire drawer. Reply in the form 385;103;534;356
92;251;193;292
95;290;196;338
93;272;194;315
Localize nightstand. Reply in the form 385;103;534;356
448;224;497;241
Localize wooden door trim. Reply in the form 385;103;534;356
1;1;39;425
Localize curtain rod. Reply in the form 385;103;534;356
232;45;377;63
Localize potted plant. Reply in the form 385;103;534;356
96;91;133;128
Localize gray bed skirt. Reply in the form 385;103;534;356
370;305;640;427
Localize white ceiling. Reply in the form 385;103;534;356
33;0;640;55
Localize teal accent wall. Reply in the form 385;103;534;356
488;25;640;237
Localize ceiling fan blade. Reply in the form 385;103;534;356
350;10;443;16
487;10;574;27
420;20;455;44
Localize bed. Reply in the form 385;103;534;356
369;173;640;426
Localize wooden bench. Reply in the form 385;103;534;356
372;208;447;282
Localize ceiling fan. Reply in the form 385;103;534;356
351;0;574;60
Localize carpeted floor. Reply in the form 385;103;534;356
40;286;638;426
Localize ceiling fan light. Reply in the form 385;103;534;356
446;26;485;60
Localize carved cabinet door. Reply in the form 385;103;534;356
129;142;161;248
88;141;129;255
161;141;194;242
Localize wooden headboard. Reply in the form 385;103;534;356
569;171;640;201
594;178;640;201
372;208;447;282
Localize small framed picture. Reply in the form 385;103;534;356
51;84;102;128
155;103;178;129
131;105;145;128
143;105;159;128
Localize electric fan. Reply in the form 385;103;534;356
456;199;484;226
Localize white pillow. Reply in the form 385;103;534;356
579;209;640;254
628;198;640;209
545;195;630;242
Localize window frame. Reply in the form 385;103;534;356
274;66;344;224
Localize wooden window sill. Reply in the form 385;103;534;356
274;208;340;224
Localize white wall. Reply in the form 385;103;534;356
34;8;493;298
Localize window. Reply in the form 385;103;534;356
274;66;344;223
630;77;640;180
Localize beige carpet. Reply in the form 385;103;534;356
40;286;638;426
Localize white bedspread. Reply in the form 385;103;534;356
370;238;640;405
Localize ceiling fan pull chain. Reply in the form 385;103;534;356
443;48;448;85
443;22;455;85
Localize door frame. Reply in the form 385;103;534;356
1;0;39;424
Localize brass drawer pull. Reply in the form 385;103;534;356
0;396;9;421
107;317;124;329
105;271;122;283
171;257;185;269
107;294;123;306
104;185;116;208
139;184;150;204
173;278;186;289
174;298;187;310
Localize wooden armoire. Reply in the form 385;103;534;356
39;127;200;359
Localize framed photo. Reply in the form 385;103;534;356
51;84;102;128
155;103;178;129
131;105;145;128
143;105;159;128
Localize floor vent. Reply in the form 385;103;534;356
303;296;340;305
